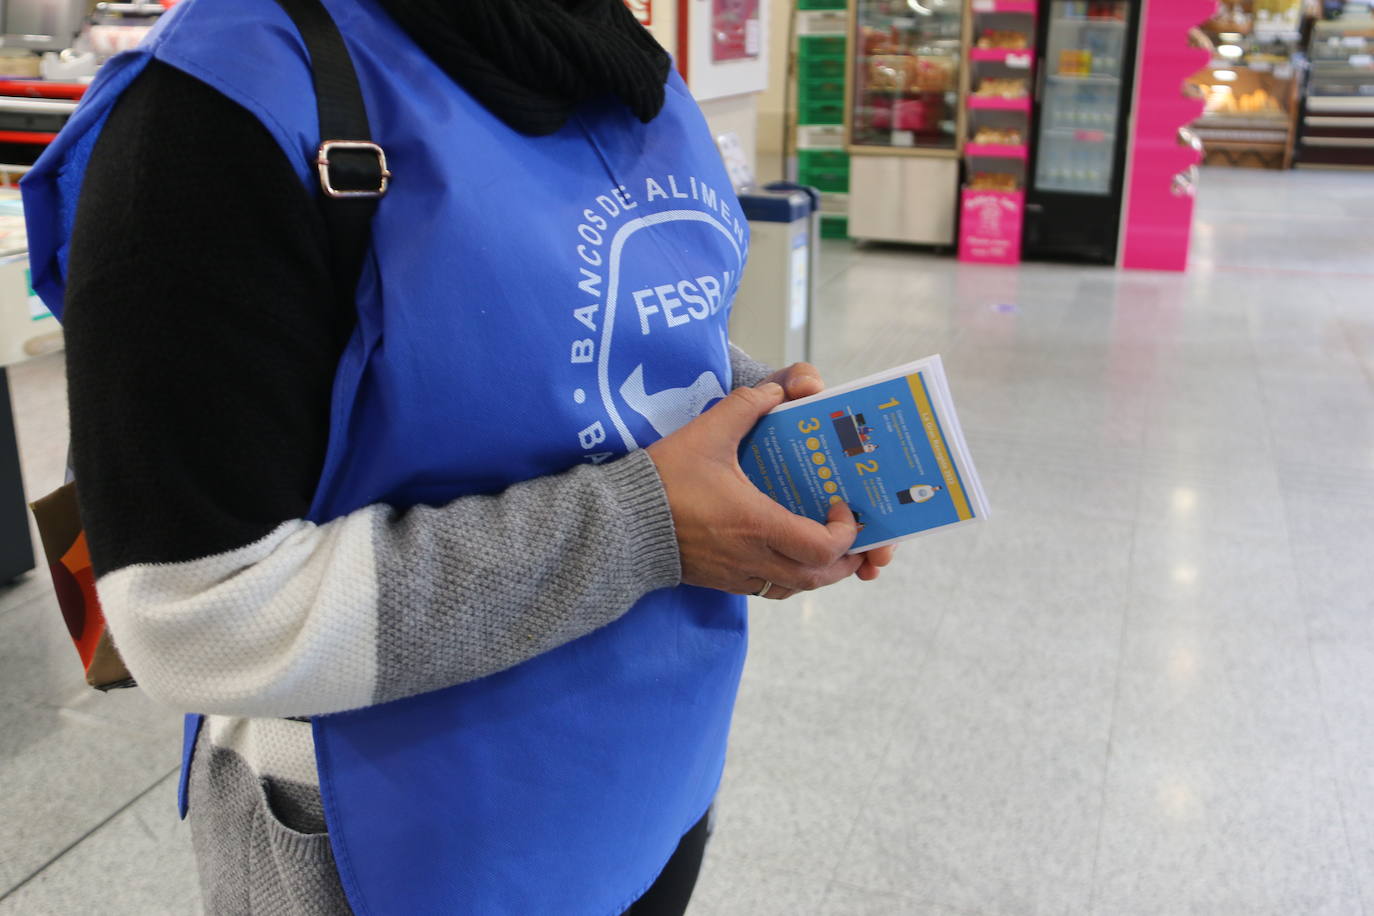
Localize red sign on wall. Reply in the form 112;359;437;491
711;0;760;61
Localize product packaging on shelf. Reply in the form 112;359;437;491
977;29;1029;49
972;127;1025;145
973;77;1029;98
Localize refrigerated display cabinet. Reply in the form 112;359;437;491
1299;11;1374;168
1023;0;1142;263
845;0;971;245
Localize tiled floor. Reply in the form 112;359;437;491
2;165;1371;915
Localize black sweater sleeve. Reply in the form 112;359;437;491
64;59;342;575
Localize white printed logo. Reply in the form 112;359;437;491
565;176;748;462
620;365;726;438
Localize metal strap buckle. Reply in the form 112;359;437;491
316;140;390;198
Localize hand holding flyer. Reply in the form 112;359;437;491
737;355;990;553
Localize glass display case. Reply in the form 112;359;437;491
1299;8;1374;167
1032;0;1132;195
849;0;967;151
844;0;971;246
1185;1;1305;169
1188;58;1301;167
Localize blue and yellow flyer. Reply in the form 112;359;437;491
739;356;990;552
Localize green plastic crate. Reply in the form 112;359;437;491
797;98;845;125
798;54;847;80
796;147;846;192
799;76;846;102
799;35;846;58
797;149;850;174
820;215;849;239
797;148;849;193
797;167;849;193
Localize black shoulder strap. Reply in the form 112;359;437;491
271;0;388;321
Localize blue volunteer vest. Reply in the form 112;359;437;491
23;2;751;912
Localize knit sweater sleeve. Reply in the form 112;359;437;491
64;60;681;719
728;342;774;389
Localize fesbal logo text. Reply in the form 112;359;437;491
565;174;747;464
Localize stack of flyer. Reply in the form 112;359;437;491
739;355;990;552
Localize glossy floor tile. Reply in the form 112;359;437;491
817;883;975;916
1090;620;1361;916
690;857;830;916
0;772;200;916
708;678;905;880
0;700;179;892
2;165;1372;915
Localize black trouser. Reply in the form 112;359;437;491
622;809;712;916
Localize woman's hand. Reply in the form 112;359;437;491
646;382;863;599
857;544;895;580
759;362;825;403
754;363;898;585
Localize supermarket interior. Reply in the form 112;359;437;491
1;0;1373;914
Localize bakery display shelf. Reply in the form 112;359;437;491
1195;127;1288;143
1196;112;1289;127
958;0;1036;264
971;0;1036;13
965;142;1029;157
967;95;1031;110
969;47;1034;65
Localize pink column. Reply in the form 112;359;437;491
1118;0;1211;271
